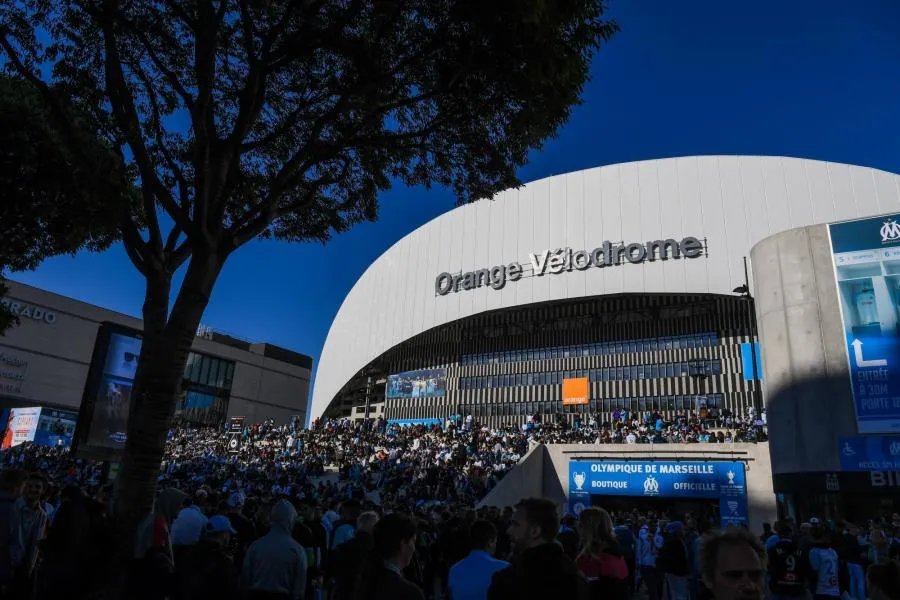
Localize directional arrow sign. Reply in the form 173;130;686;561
851;339;888;368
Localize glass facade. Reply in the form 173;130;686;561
458;360;722;390
457;393;725;418
176;353;236;425
459;332;718;366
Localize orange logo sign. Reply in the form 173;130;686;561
562;377;589;406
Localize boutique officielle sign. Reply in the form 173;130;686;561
434;236;706;296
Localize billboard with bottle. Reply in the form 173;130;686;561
829;214;900;433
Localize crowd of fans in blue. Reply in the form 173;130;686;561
0;411;896;600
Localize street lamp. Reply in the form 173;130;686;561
734;256;762;416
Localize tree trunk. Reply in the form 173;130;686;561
111;249;226;556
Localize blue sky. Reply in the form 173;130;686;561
12;0;900;413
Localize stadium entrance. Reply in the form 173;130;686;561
568;460;748;528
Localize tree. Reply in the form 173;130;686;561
0;0;617;535
0;74;137;333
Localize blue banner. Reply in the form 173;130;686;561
829;214;900;433
839;436;900;471
386;418;443;428
568;460;748;528
740;343;763;381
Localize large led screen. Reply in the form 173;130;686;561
386;368;447;399
86;332;142;448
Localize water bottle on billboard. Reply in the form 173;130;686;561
855;286;879;325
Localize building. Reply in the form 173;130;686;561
0;281;312;454
312;155;900;522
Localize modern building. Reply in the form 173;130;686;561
313;156;900;424
312;155;900;522
0;281;312;455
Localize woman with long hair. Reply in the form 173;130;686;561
576;507;629;600
353;512;425;600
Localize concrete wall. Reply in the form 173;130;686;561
478;443;775;532
750;225;859;474
0;282;311;422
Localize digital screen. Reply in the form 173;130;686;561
1;407;41;449
34;408;78;447
86;332;142;448
386;368;447;399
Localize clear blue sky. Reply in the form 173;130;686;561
12;0;900;414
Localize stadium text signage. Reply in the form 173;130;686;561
435;236;706;296
0;299;57;324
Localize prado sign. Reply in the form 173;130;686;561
435;236;706;296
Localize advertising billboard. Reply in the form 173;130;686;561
84;331;142;449
386;368;446;399
562;377;589;406
34;408;78;447
568;460;748;528
829;214;900;433
1;407;41;449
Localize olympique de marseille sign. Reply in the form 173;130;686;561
435;236;706;296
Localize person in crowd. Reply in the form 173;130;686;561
181;515;241;600
637;519;664;600
447;520;509;600
487;498;588;600
353;512;424;600
612;517;635;596
329;511;379;600
226;492;256;569
132;487;189;600
332;499;361;550
35;485;92;600
242;499;308;600
0;469;25;599
660;521;690;600
835;520;866;600
171;489;210;547
759;523;774;545
766;522;808;600
699;528;765;600
575;507;628;600
10;472;49;598
807;518;841;600
867;560;900;600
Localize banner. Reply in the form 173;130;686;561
839;436;900;471
386;368;447;399
227;416;244;454
829;214;900;433
568;460;748;528
562;377;589;406
1;407;42;449
33;408;78;447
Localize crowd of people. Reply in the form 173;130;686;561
0;409;896;600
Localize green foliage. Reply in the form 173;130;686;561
0;276;16;334
0;75;136;272
1;0;618;274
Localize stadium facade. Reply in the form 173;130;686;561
312;156;900;427
312;154;900;523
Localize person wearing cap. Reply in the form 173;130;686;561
807;519;841;600
181;515;240;600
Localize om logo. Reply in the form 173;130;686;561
881;219;900;243
573;472;586;491
643;475;660;496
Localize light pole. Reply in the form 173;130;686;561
733;256;762;416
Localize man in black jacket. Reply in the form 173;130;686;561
487;499;588;600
